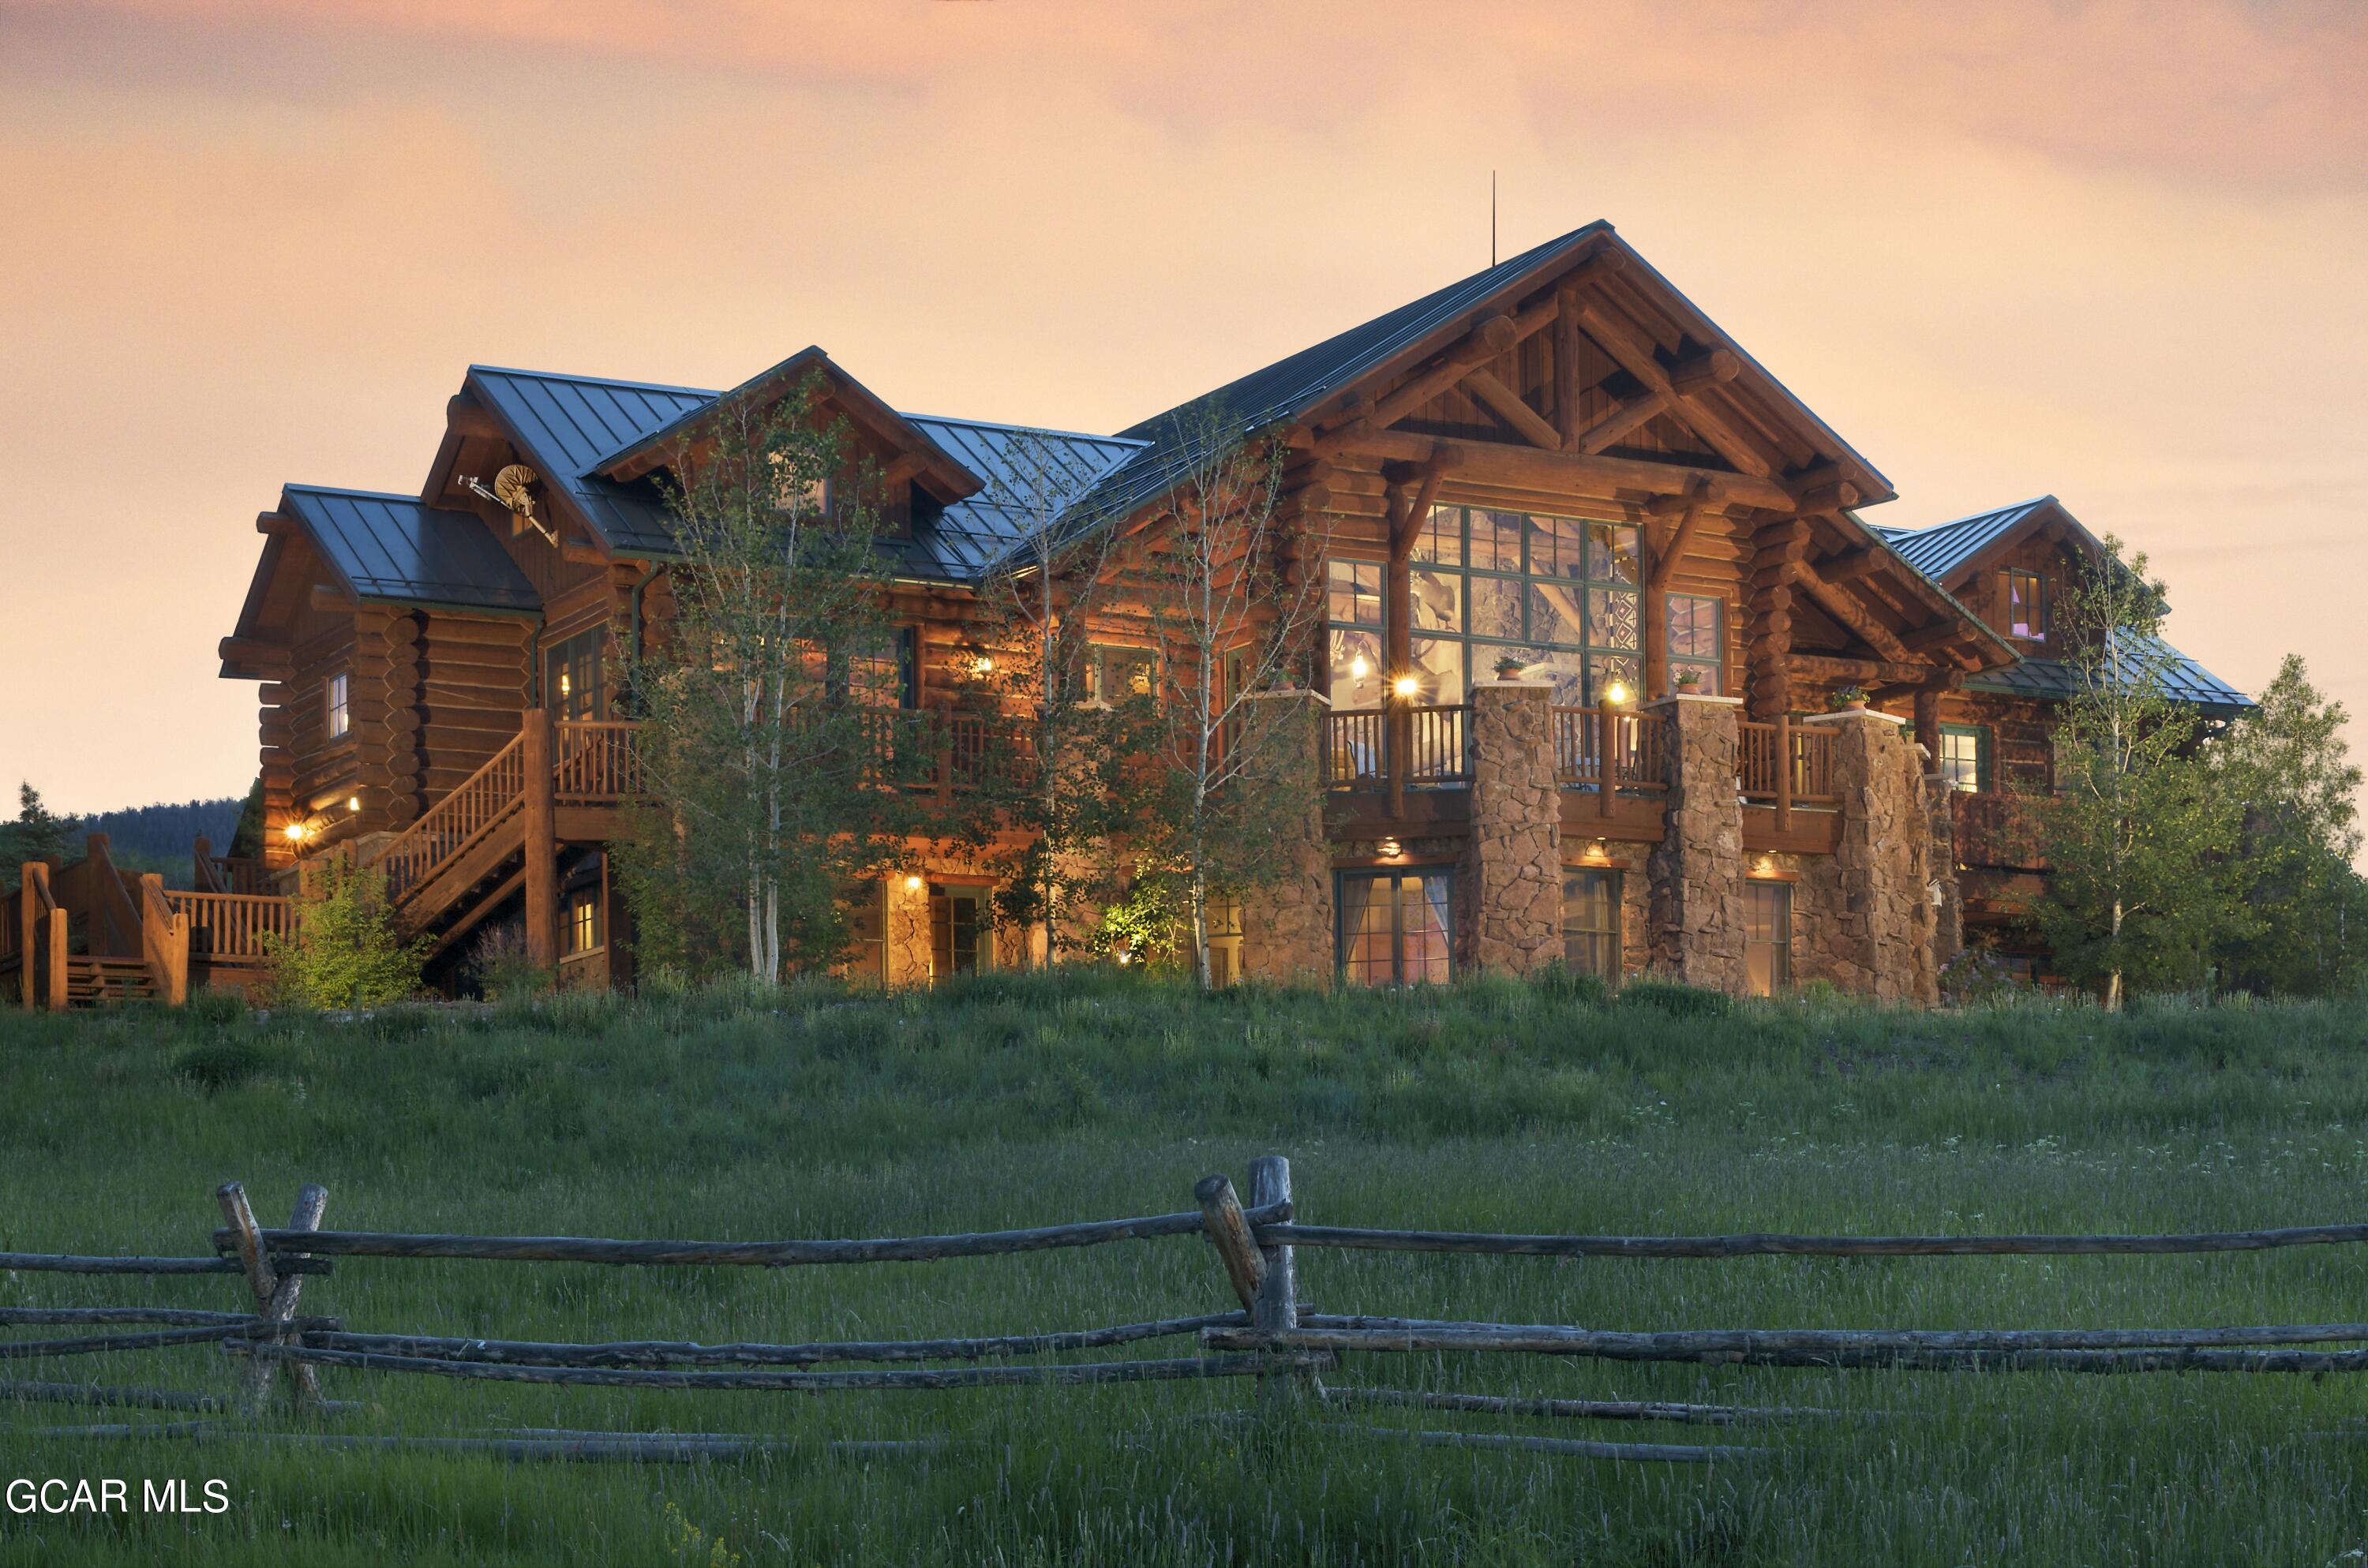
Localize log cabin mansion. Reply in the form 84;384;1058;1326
5;221;2252;1008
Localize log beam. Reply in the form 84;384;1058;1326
1363;315;1518;432
1568;298;1774;479
1791;560;1911;663
1306;426;1793;511
1461;370;1561;451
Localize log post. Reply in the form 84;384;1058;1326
1247;1155;1299;1406
250;1184;329;1407
17;865;37;1012
1598;694;1617;820
522;708;558;972
46;907;67;1012
215;1181;276;1410
1193;1174;1265;1311
1774;710;1793;836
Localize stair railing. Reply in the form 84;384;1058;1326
138;874;190;1006
18;862;65;1012
370;731;530;905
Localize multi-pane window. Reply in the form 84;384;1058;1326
1744;881;1793;997
845;878;887;985
1938;724;1988;792
2005;570;2048;642
1325;560;1385;709
1561;868;1622;982
1085;643;1156;703
1337;870;1454;986
1206;898;1243;987
929;885;987;979
324;672;350;740
849;628;916;709
545;628;605;720
1665;593;1724;694
568;893;601;955
1346;507;1640;707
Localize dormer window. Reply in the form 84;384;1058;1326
768;455;830;519
2005;570;2047;642
325;672;350;740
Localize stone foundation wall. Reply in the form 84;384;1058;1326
1805;710;1940;1004
1645;696;1747;991
1461;682;1562;975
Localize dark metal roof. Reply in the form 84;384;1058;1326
900;415;1146;581
1965;637;2253;715
279;485;539;612
1872;498;2055;584
466;365;713;557
1875;496;2250;711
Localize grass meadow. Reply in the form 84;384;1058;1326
2;974;2367;1565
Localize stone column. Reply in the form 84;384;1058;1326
1463;680;1561;975
1238;690;1335;986
1806;709;1939;1005
1924;773;1963;975
1646;694;1746;991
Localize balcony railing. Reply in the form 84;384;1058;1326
1552;708;1669;794
1737;721;1838;805
1324;705;1470;789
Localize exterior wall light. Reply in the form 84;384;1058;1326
1602;679;1632;706
1377;837;1402;858
1392;675;1420;699
282;821;307;844
902;874;924;893
347;796;362;814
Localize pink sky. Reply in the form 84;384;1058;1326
3;0;2363;831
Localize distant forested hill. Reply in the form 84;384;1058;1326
78;796;245;864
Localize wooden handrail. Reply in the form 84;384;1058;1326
1551;709;1669;793
168;890;294;962
372;731;530;904
553;720;646;803
139;874;190;1005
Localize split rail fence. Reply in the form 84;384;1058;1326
8;1158;2368;1466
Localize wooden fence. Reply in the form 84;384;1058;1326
11;1159;2368;1467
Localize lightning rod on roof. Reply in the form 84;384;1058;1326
1490;170;1497;266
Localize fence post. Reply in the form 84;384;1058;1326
1247;1155;1299;1407
217;1181;281;1412
255;1184;328;1407
18;864;37;1012
1194;1174;1265;1311
47;907;67;1012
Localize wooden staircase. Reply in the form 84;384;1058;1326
8;836;200;1011
66;956;158;1006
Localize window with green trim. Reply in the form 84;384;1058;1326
1938;724;1988;792
1393;505;1640;706
1561;868;1623;982
1665;593;1724;694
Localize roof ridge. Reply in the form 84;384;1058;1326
469;363;719;398
901;411;1149;447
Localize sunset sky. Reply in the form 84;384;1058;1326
2;0;2362;826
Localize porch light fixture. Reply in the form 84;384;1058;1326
282;821;307;844
1377;837;1402;858
1602;679;1632;707
347;795;361;814
902;874;924;893
1392;675;1420;699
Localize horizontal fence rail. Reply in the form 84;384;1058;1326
21;1158;2368;1476
1252;1219;2368;1259
212;1203;1290;1269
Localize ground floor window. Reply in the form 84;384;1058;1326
1337;870;1454;986
566;891;602;955
1206;898;1243;986
1938;724;1988;792
1561;868;1622;982
930;884;988;980
1744;881;1792;997
845;878;886;984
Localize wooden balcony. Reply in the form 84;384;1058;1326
1552;707;1669;795
1736;720;1838;806
1324;705;1471;789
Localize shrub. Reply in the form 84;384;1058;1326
464;924;552;1002
259;856;427;1009
1528;963;1610;1008
1620;978;1733;1019
1940;946;2032;1008
170;1036;279;1091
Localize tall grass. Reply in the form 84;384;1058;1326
1;976;2365;1565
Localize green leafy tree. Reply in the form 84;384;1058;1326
2215;655;2367;996
259;856;426;1009
2027;537;2246;1009
610;376;911;984
1118;404;1333;988
0;782;77;869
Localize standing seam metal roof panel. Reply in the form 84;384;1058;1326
280;485;540;612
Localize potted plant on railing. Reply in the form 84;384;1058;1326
1830;685;1870;713
1492;653;1527;681
1673;668;1704;694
